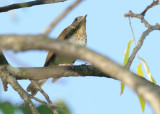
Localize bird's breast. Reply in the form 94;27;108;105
68;23;87;47
69;35;87;47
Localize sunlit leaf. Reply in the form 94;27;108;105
120;82;125;95
138;95;145;112
137;64;145;112
137;64;144;77
140;58;156;84
120;40;133;95
55;101;71;114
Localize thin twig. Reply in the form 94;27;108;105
30;95;49;105
128;17;141;64
0;0;66;13
30;80;58;114
30;95;64;109
124;10;160;68
125;11;151;28
42;0;83;35
129;17;136;45
126;24;160;68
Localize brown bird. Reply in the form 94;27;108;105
27;15;87;96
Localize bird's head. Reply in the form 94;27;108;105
71;15;87;29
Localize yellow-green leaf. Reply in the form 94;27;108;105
140;58;156;84
137;64;145;112
120;82;125;95
120;40;133;95
137;64;144;77
138;95;145;112
123;40;133;66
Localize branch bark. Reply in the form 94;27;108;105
6;65;110;80
0;34;160;113
0;0;66;13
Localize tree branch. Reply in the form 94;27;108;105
0;0;66;13
124;11;160;68
0;66;38;114
125;11;151;28
42;0;83;35
30;80;58;114
5;65;110;80
0;48;38;113
0;34;160;113
141;0;159;16
30;95;64;109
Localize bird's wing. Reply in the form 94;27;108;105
44;26;75;66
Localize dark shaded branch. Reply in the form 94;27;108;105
0;0;66;13
141;0;159;16
42;0;83;35
0;54;8;65
6;65;110;80
0;53;9;91
0;34;160;113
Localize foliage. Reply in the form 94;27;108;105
120;40;133;95
0;100;71;114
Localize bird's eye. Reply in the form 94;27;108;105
75;18;78;21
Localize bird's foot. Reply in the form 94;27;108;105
58;63;73;66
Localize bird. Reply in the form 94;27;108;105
27;15;87;96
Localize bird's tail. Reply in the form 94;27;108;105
27;79;47;96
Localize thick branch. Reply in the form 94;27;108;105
0;34;160;113
6;65;110;80
0;0;66;13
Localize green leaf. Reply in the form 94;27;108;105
37;105;53;114
137;64;145;112
19;103;31;114
36;101;72;114
120;40;133;95
140;58;156;84
0;101;15;114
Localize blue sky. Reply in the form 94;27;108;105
0;0;160;114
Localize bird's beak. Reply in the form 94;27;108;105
83;15;87;20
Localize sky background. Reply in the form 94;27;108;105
0;0;160;114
